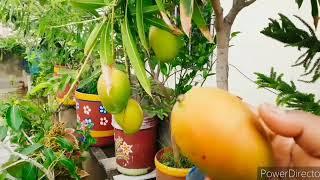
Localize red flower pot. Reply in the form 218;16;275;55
112;117;158;176
75;90;114;147
54;65;76;106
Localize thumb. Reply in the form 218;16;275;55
259;103;320;158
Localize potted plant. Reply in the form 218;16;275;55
0;98;95;179
75;65;114;147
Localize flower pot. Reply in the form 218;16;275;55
155;147;191;180
54;65;76;106
112;117;157;176
75;90;114;147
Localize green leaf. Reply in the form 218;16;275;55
43;148;56;168
56;137;73;152
231;31;241;38
22;163;37;180
144;17;172;32
311;0;318;17
136;0;149;53
6;161;28;178
70;0;106;10
20;143;43;155
180;0;194;36
100;20;114;65
29;82;51;95
59;157;79;179
192;1;213;42
121;11;152;96
0;126;7;141
6;105;23;131
84;20;105;56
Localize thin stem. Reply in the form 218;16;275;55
50;17;103;29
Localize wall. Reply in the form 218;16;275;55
204;0;320;106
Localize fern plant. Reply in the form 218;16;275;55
255;68;320;115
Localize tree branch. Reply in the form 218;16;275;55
225;0;256;26
210;0;224;31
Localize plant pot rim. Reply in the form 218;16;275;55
112;116;157;130
155;147;191;178
75;89;100;102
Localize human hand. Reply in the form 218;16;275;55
258;103;320;167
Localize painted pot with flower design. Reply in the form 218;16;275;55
112;116;158;176
75;89;114;147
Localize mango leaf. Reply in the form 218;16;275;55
192;1;213;42
100;21;114;65
0;126;7;141
155;0;183;35
20;143;43;155
56;137;73;152
136;0;149;53
144;17;172;32
6;105;23;131
180;0;194;36
121;13;152;96
84;20;105;55
70;0;106;10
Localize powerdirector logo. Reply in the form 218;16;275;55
258;167;320;180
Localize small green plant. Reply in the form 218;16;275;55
160;150;194;169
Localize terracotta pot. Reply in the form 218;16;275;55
112;117;157;176
155;147;191;180
75;90;114;147
54;65;76;106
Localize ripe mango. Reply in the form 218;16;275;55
171;88;273;180
114;99;143;134
97;68;131;114
149;26;183;63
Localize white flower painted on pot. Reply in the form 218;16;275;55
99;106;107;114
120;142;133;156
100;117;108;126
76;102;80;110
83;105;91;115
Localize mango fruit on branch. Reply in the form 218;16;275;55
114;99;144;134
149;26;183;63
97;66;131;114
171;88;273;180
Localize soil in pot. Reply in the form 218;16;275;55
155;147;193;180
113;117;157;176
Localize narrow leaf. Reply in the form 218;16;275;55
21;143;43;155
136;0;149;53
180;0;194;36
155;0;183;35
144;17;172;32
84;20;105;55
192;1;213;42
100;20;114;65
43;148;56;168
121;14;151;96
22;163;37;180
6;105;23;131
